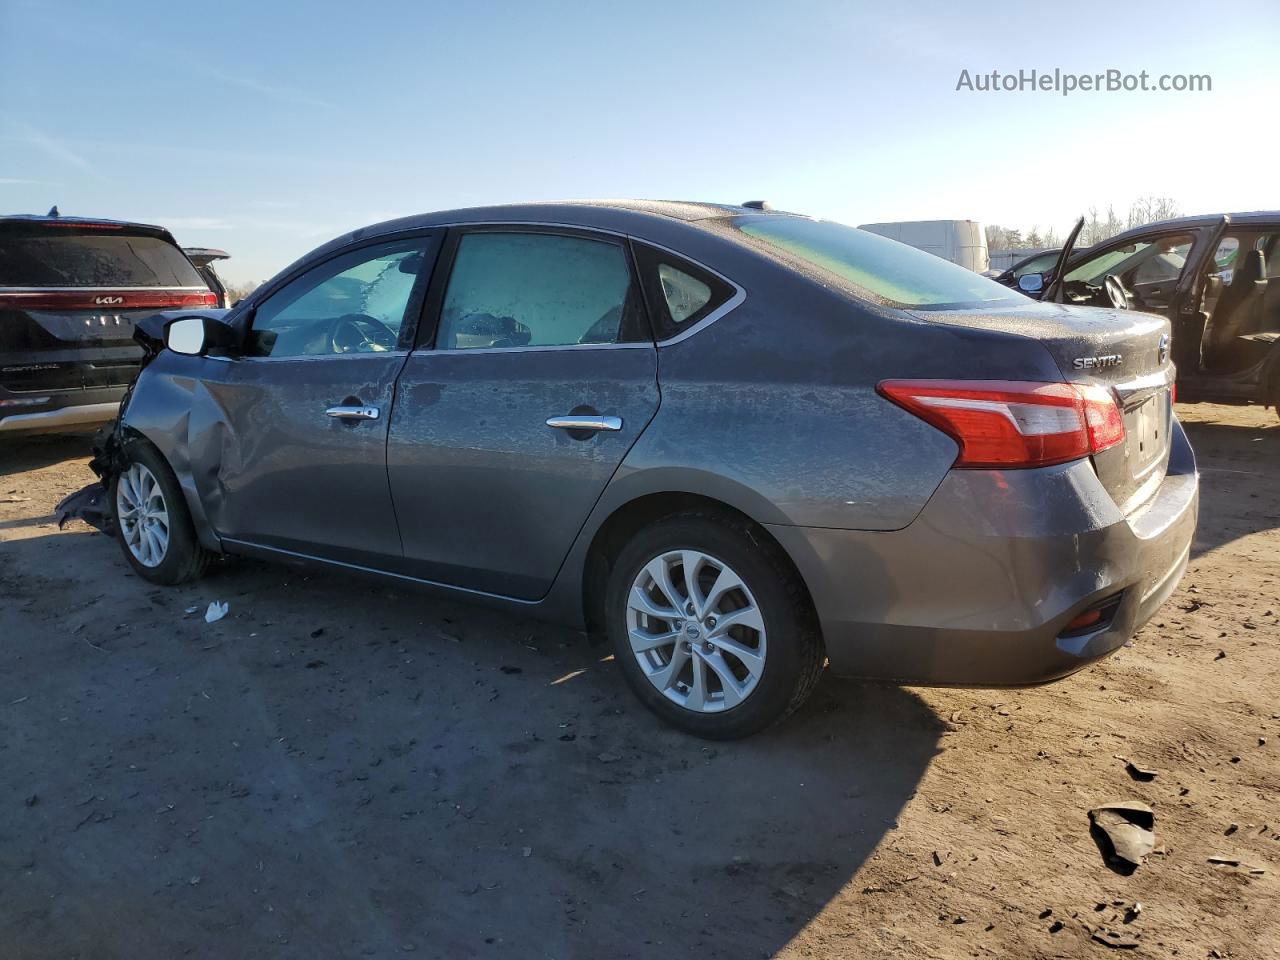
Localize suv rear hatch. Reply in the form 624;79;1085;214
912;301;1175;513
0;218;215;395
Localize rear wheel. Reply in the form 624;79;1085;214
111;440;210;585
606;511;824;739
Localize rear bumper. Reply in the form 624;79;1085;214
0;392;122;435
768;419;1199;686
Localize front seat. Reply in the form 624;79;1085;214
1202;249;1267;371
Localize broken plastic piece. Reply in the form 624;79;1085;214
1089;801;1155;872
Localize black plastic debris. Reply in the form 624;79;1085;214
1121;759;1159;782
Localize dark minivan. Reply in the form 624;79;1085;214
0;212;217;435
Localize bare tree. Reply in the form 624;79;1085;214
990;196;1179;254
1075;197;1181;246
1126;196;1180;229
1081;205;1124;246
224;280;261;304
1103;204;1124;241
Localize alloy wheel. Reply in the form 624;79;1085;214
625;549;767;713
116;462;170;568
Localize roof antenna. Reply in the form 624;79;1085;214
741;200;772;211
47;205;60;217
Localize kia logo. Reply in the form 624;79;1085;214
94;295;124;306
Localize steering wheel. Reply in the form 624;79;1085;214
1103;274;1132;310
327;313;397;354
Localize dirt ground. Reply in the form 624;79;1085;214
1;402;1276;960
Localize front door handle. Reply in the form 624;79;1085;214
326;404;380;421
545;415;623;432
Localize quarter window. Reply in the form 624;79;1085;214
657;264;712;324
435;232;643;350
632;243;737;340
247;239;430;358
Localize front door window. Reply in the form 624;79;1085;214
1061;234;1194;311
247;239;430;358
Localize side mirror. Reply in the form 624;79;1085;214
164;314;242;357
166;316;207;355
1018;273;1044;294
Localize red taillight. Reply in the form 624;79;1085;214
39;221;125;229
877;379;1125;469
0;290;217;311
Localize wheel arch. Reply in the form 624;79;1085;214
117;407;222;554
578;489;821;642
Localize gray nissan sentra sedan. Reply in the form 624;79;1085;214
68;200;1198;739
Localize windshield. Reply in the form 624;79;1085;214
731;215;1022;309
0;225;204;287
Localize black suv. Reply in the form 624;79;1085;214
1;213;216;435
1016;212;1280;415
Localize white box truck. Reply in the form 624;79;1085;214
857;219;989;273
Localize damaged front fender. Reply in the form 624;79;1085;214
53;309;222;534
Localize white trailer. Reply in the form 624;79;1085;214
857;219;989;273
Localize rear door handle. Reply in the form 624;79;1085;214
326;405;380;421
545;415;623;432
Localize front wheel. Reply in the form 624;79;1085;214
111;440;211;585
606;512;824;739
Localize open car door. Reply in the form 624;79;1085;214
1042;216;1086;303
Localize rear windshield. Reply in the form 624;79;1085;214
731;215;1022;310
0;226;205;288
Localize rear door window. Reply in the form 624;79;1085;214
0;226;204;287
434;231;647;350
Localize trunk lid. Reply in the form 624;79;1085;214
1;220;214;393
911;300;1175;512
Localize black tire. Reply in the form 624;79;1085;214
110;439;211;586
605;510;824;740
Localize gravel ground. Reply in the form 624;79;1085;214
1;402;1276;959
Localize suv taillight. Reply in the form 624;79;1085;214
0;291;218;310
878;379;1125;469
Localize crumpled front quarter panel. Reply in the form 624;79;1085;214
119;352;222;551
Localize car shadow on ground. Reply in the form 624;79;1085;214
1;526;943;959
1180;415;1279;559
0;431;97;476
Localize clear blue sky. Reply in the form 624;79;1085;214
3;0;1277;283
